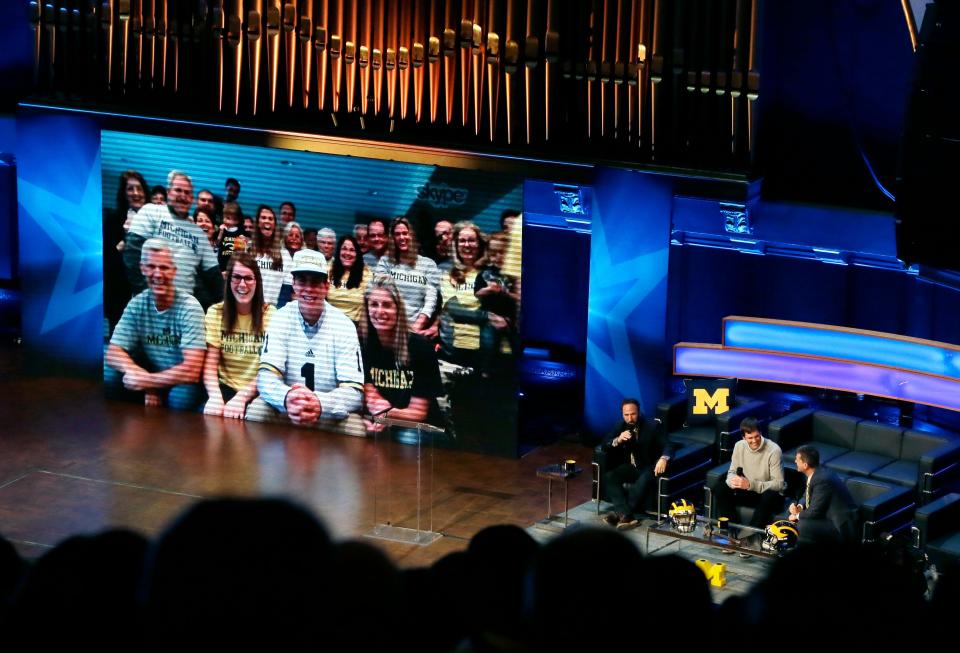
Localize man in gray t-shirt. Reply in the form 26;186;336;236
106;239;206;410
123;170;221;303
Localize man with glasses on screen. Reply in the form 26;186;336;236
105;238;206;409
433;219;454;273
246;249;365;435
364;218;389;268
124;170;222;304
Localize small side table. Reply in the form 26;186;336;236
534;463;583;532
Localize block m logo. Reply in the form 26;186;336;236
692;388;730;415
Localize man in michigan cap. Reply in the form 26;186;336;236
247;249;365;434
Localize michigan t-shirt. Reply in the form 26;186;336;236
363;332;442;423
110;289;206;371
204;302;276;391
128;203;219;295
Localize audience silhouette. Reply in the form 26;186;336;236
0;497;943;652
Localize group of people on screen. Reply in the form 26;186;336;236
103;169;522;435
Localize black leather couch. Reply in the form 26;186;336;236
703;459;914;543
846;476;916;543
656;394;770;462
592;424;714;518
913;492;960;570
768;409;960;503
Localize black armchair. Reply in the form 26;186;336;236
912;492;960;570
904;431;960;502
592;434;714;519
846;477;915;544
656;394;769;462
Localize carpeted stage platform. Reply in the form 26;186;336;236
527;500;773;602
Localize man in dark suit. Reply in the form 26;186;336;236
788;445;858;544
601;398;677;530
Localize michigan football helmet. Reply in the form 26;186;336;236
762;520;800;553
668;499;697;533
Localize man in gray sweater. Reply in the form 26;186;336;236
711;417;786;528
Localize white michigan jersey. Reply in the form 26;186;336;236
258;301;363;417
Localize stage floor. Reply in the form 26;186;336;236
0;347;591;568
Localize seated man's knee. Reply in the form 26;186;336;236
759;489;782;503
636;469;656;486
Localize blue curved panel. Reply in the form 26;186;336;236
675;345;960;412
723;317;960;380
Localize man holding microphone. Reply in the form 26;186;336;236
601;398;675;530
711;417;786;529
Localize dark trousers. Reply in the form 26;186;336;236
797;518;842;545
604;463;656;519
103;360;203;411
711;478;784;528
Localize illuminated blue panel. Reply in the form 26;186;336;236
584;169;672;435
723;318;960;380
675;345;960;412
17;113;103;373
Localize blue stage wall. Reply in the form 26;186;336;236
584;169;673;435
666;245;960;352
16;113;103;373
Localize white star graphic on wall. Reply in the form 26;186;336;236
586;211;669;404
18;160;103;334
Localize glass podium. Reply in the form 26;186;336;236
365;415;446;546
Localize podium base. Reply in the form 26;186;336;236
365;524;443;546
534;516;581;533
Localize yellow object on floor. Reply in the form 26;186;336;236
707;562;727;588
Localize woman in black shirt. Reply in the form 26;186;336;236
359;275;442;432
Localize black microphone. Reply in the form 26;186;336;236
736;467;745;477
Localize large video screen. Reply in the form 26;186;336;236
101;131;523;456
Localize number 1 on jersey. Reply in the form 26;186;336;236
301;363;315;391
